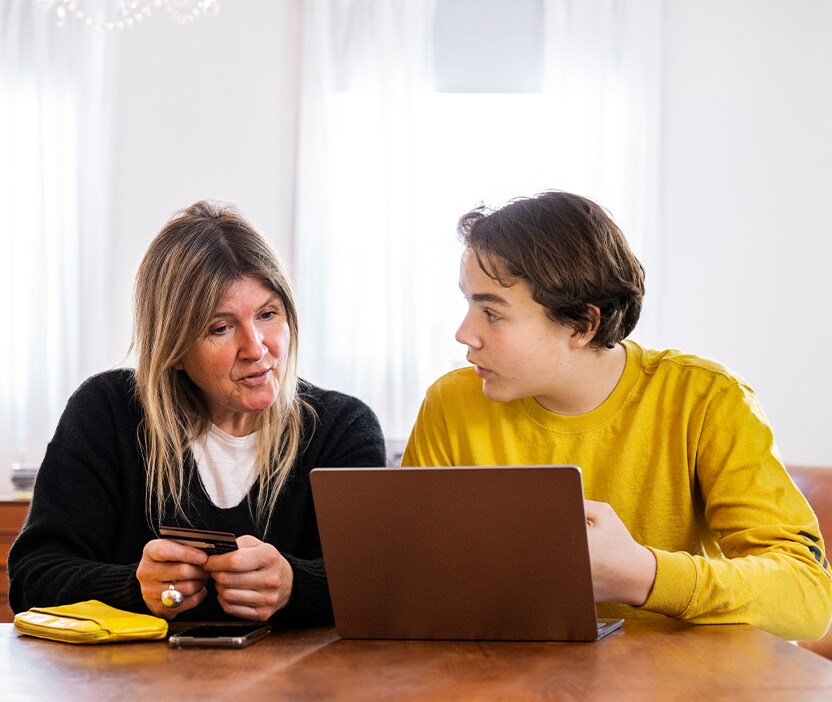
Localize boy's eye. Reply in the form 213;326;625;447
485;309;501;322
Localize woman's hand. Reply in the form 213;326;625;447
204;535;294;621
136;539;209;619
584;499;657;606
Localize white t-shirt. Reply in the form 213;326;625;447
191;425;258;509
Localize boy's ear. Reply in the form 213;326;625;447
570;305;601;348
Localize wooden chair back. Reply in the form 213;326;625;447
786;465;832;658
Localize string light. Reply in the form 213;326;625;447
38;0;220;30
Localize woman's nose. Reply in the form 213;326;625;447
239;323;267;360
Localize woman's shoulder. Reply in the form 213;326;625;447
298;378;373;415
71;368;137;401
295;379;386;465
297;379;384;439
63;368;139;420
49;369;142;451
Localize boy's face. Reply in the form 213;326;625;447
456;249;580;410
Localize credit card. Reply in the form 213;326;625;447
159;525;238;554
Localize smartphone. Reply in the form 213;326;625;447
168;624;271;649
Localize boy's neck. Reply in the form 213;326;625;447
533;343;627;416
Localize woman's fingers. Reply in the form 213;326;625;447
205;535;294;621
137;538;210;618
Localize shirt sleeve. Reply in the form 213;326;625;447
8;374;152;614
641;380;832;640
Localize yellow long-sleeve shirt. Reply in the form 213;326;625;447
402;339;832;640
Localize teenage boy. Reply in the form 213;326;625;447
401;191;832;640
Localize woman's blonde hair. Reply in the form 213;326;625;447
131;200;311;533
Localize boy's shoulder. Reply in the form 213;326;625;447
627;340;749;390
427;366;482;395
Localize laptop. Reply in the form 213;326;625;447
310;464;623;641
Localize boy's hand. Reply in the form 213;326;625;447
584;499;657;606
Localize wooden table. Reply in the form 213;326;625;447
3;618;832;701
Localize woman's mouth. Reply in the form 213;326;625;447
238;368;271;386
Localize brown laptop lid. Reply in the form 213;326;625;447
311;465;603;641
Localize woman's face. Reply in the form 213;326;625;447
178;276;290;436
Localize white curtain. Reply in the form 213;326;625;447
542;0;664;344
294;0;440;442
0;2;116;484
294;0;663;443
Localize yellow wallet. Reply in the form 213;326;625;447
13;600;168;644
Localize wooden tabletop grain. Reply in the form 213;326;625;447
3;618;832;701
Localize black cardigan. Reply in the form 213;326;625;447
8;369;385;626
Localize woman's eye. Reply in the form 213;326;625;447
211;324;229;335
260;310;276;321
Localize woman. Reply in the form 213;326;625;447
9;201;386;625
